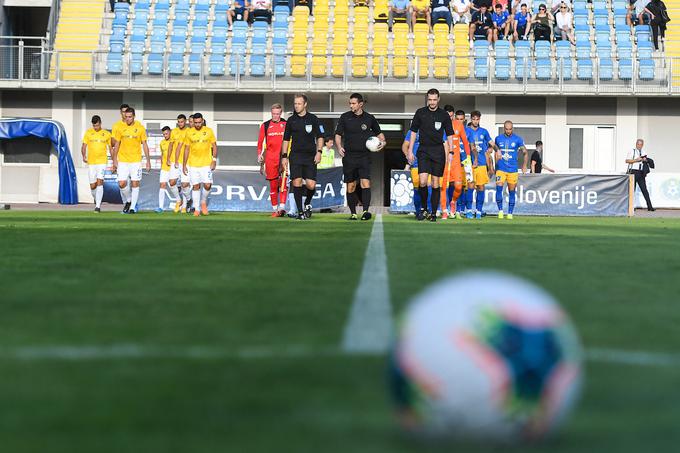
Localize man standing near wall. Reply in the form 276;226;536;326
112;107;151;214
626;138;655;211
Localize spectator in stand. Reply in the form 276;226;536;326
509;0;525;13
555;2;575;44
229;0;250;26
250;0;273;23
389;0;413;31
453;0;473;24
493;0;509;11
627;0;650;26
492;3;512;40
431;0;454;30
469;3;494;42
471;0;491;13
411;0;432;28
531;4;553;41
513;3;532;40
645;0;670;50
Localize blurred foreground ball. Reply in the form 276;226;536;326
390;271;583;443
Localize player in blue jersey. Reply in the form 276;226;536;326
402;130;423;216
467;110;497;219
494;120;528;219
455;110;478;219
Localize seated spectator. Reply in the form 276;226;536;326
229;0;250;26
492;3;511;40
627;0;650;26
469;3;494;42
411;0;431;28
431;0;454;30
389;0;413;31
471;0;492;12
493;0;509;11
531;3;553;41
250;0;273;23
554;2;575;44
453;0;472;24
513;3;532;40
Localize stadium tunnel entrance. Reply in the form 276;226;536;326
316;113;411;208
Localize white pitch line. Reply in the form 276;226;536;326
340;214;394;354
2;345;680;368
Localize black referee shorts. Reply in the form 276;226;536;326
342;153;371;183
290;155;318;180
417;148;445;177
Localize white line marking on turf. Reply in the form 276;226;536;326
341;214;394;354
3;345;680;368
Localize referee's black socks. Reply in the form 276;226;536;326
431;187;440;215
305;187;315;207
347;190;358;214
419;186;429;212
294;186;304;214
361;187;371;211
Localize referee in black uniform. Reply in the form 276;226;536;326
405;88;455;222
335;93;386;221
280;93;325;220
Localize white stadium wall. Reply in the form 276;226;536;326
0;90;678;205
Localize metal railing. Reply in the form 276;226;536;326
1;46;679;96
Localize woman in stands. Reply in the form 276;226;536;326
530;4;553;41
555;2;575;44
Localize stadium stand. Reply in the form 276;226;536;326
51;0;107;80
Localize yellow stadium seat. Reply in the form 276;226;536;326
291;44;308;77
312;55;328;77
374;0;389;19
332;51;346;77
371;22;389;76
294;6;311;18
334;0;349;14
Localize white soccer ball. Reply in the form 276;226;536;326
366;136;382;152
390;271;583;443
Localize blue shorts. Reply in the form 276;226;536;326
431;10;452;28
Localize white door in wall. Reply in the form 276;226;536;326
568;125;616;173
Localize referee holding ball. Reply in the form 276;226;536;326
334;93;386;221
405;88;455;222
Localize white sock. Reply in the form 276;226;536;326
119;185;130;203
158;188;165;209
279;203;286;211
169;184;180;201
182;186;191;208
95;185;103;208
192;189;201;207
91;188;97;201
130;187;140;210
201;187;210;204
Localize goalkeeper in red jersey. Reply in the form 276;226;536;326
257;103;289;217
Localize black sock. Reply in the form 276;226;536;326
419;186;429;211
294;186;304;215
347;190;358;214
431;187;440;214
361;187;371;211
305;187;315;207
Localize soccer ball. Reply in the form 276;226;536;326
390;271;583;443
365;136;382;152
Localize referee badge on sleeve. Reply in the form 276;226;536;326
305;124;313;133
434;121;442;130
319;125;325;133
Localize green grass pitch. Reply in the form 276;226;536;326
0;211;679;452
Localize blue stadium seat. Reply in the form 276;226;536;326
556;41;571;59
556;57;572;80
130;53;143;74
616;31;632;45
193;27;208;41
106;53;123;74
473;40;489;58
596;45;612;59
211;41;227;54
574;15;588;28
230;54;246;75
474;57;489;79
110;27;126;45
535;41;551;59
109;41;124;53
573;0;587;10
574;9;588;20
191;40;206;54
189;53;203;75
135;1;150;12
575;40;591;59
195;11;210;23
250;46;267;76
619;58;633;80
596;32;610;46
172;26;188;38
577;59;593;80
133;11;149;26
195;0;210;12
614;16;628;29
132;25;146;38
114;2;130;13
113;15;128;27
495;58;510;80
637;41;653;59
614;8;628;19
174;0;190;13
175;10;190;23
515;57;530;80
170;35;186;54
209;54;225;76
168;54;185;75
147;53;163;75
635;25;651;42
153;11;169;26
591;0;607;8
155;1;170;11
639;59;654;80
151;27;166;42
215;0;231;15
495;40;510;58
213;26;228;42
613;0;628;8
595;23;610;34
617;40;632;59
599;58;614;80
130;34;145;53
535;59;551;80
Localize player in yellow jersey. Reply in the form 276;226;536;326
111;103;129;149
168;114;192;213
183;112;217;217
81;115;112;213
154;126;179;213
112;107;151;214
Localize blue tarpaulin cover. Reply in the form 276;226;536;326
0;119;78;204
